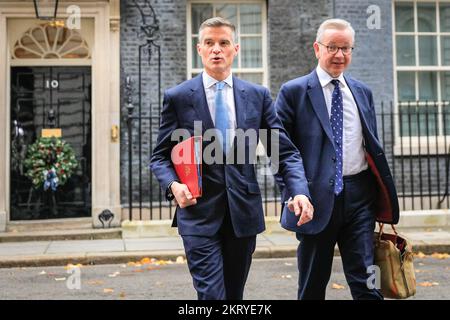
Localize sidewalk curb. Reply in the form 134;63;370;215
0;243;448;268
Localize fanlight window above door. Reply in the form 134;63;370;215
12;24;90;59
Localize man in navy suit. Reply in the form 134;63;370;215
150;17;313;300
275;19;400;300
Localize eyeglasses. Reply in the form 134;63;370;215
317;42;354;55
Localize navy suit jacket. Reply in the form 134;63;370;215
150;73;310;238
275;70;400;235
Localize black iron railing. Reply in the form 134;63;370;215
123;99;450;220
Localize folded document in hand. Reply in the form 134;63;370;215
170;136;202;198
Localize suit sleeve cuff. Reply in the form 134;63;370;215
166;180;178;201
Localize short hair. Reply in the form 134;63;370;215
316;18;355;44
198;17;236;43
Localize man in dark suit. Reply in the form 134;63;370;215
275;18;400;300
150;17;313;300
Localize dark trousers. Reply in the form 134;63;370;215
296;169;383;300
181;211;256;300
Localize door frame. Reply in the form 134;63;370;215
0;1;121;230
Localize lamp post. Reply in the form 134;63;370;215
33;0;59;21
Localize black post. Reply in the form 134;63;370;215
126;76;135;220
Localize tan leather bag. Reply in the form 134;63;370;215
374;223;416;299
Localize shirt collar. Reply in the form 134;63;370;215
316;64;346;88
202;71;234;89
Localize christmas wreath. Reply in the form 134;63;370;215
24;137;78;191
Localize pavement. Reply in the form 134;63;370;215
1;227;450;268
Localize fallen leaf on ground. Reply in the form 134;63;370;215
414;252;426;259
64;263;82;270
281;275;292;279
431;253;450;259
284;262;293;266
87;280;104;285
103;288;114;293
331;283;345;290
127;262;136;267
418;262;425;266
38;271;47;275
119;292;126;299
140;257;151;265
176;256;186;264
133;269;144;273
54;277;66;281
418;281;439;287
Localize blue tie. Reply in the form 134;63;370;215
214;81;230;152
330;79;343;195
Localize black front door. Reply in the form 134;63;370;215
10;66;91;220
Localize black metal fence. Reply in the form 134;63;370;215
123;100;450;221
379;101;450;212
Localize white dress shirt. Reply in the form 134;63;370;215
316;65;368;176
202;71;237;144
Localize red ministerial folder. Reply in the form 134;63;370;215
170;136;202;198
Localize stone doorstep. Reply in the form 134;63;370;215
6;217;93;232
397;209;450;228
0;228;122;243
121;217;287;238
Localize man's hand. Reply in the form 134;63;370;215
171;182;197;208
287;195;314;226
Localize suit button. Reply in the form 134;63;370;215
329;179;335;186
332;157;336;162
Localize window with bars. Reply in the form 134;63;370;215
394;1;450;138
187;1;267;86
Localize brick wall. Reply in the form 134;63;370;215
119;0;447;212
120;0;187;204
268;0;333;97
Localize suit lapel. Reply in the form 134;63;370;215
189;73;214;130
233;76;247;129
307;71;335;148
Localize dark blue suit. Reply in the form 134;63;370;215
150;73;309;299
275;70;400;299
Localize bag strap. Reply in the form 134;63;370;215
377;222;384;242
378;222;398;235
377;222;399;243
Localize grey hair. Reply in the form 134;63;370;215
198;17;237;43
316;18;355;44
